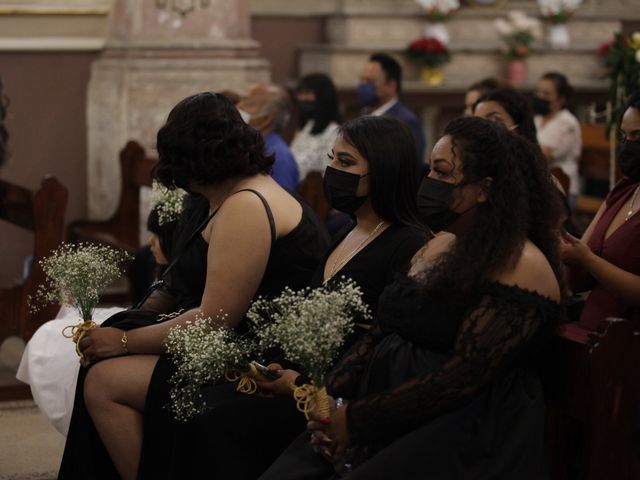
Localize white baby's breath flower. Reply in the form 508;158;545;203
166;312;257;421
248;278;371;385
29;243;131;322
151;181;186;226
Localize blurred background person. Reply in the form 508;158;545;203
290;73;341;182
237;83;300;192
357;53;425;167
463;77;507;116
534;72;582;208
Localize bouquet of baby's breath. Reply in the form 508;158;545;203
247;278;370;418
151;181;186;226
166;312;258;421
29;243;131;361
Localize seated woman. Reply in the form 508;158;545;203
261;116;564;480
473;87;579;235
58;92;329;480
146;115;428;480
561;91;640;332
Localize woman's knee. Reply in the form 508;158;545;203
85;355;158;412
84;360;116;411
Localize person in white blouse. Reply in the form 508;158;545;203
290;73;341;182
533;72;582;207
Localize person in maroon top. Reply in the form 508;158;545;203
561;91;640;331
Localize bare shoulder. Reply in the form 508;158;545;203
497;241;561;302
215;189;272;228
409;232;455;276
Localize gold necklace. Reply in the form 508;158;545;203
325;221;386;283
625;186;640;221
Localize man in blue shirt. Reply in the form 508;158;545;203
237;83;299;191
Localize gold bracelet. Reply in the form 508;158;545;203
121;331;129;354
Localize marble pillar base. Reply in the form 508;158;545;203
87;47;269;221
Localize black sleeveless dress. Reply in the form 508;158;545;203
58;191;329;479
260;275;561;480
137;223;426;480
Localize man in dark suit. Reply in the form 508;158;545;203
357;53;426;166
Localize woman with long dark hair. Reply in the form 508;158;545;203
472;87;538;144
290;73;341;181
139;115;427;479
261;116;565;479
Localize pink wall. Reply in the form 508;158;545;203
0;52;96;285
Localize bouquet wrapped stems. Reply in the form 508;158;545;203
224;363;274;395
62;320;97;365
29;243;131;364
292;381;330;420
247;278;370;420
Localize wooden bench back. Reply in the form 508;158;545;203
67;141;156;252
0;176;68;342
546;318;640;480
580;124;611;183
297;171;328;223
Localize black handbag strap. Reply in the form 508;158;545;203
133;188;276;308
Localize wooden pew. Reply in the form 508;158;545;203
67;141;156;253
0;176;68;343
546;318;640;480
297;171;328;223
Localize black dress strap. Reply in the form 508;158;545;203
133;189;276;308
233;188;277;244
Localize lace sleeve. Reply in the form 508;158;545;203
346;290;556;444
326;325;385;399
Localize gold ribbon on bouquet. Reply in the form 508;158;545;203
292;382;330;420
225;363;263;395
62;320;96;364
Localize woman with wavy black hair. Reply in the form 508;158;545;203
59;92;329;480
472;87;538;144
261;116;565;480
290;73;341;181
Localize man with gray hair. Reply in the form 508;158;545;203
237;83;300;191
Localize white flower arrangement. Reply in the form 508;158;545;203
166;311;258;421
494;11;543;59
415;0;459;21
151;181;187;226
537;0;582;22
247;278;370;386
29;243;131;322
247;278;370;418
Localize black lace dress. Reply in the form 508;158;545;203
260;275;561;480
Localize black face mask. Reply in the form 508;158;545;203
323;166;368;214
532;96;551;116
416;177;475;233
619;138;640;181
298;101;316;125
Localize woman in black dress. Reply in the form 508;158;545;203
139;115;428;479
59;92;329;479
261;116;565;479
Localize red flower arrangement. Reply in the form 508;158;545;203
405;36;451;68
